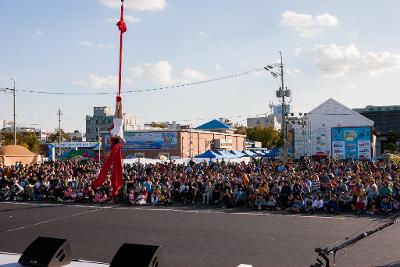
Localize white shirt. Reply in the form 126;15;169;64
110;118;124;140
312;199;324;209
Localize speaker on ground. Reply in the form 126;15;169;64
110;243;162;267
18;236;72;267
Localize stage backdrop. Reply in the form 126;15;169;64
331;127;371;160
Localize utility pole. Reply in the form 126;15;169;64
57;108;63;158
275;51;291;160
279;52;286;144
97;126;101;162
11;78;16;145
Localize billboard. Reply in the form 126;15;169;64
104;131;178;150
293;125;310;159
331;127;371;160
311;127;328;156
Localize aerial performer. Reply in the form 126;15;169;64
92;0;127;201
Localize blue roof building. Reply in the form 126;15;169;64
195;119;234;133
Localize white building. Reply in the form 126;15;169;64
293;98;374;159
247;115;281;130
70;130;84;142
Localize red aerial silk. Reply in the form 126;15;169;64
116;0;126;96
92;0;126;198
92;141;123;197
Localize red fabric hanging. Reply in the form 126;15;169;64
116;1;126;96
92;0;126;198
92;141;123;197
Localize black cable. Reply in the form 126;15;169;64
0;66;275;96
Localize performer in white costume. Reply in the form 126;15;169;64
110;96;125;143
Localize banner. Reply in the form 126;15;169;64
51;142;99;148
104;131;178;150
331;127;371;160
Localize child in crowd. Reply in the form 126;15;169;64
266;195;277;210
380;196;393;215
304;195;314;213
355;195;367;214
312;194;324;212
136;188;148;205
128;188;135;205
254;193;266;210
291;195;304;213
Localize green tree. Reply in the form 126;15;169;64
384;131;399;153
47;129;72;143
234;126;247;135
246;126;281;148
0;132;41;154
149;122;167;128
384;143;397;153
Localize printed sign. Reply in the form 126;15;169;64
331;127;371;160
213;139;233;149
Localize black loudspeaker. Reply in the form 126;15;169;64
110;243;162;267
18;236;72;267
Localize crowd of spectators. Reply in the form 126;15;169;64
0;158;399;215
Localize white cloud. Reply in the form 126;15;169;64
280;11;338;37
182;69;208;82
132;60;208;85
72;74;118;89
183;39;194;47
306;43;400;77
215;64;221;71
100;0;166;11
198;31;208;38
78;41;114;49
107;15;141;23
295;47;306;56
33;30;43;39
286;68;302;75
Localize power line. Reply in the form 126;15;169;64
0;66;277;96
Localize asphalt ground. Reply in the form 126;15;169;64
0;202;399;267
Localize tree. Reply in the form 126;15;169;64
47;129;72;143
0;132;41;154
246;126;281;148
384;131;399;153
234;126;247;135
384;143;397;153
149;122;167;129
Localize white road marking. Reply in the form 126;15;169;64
0;202;347;220
1;207;102;233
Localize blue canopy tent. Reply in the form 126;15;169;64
194;150;223;159
242;150;258;157
229;150;246;157
265;147;280;158
252;150;266;156
215;150;236;159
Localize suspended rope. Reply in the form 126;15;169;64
0;66;275;96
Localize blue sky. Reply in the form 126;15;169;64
1;0;400;132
